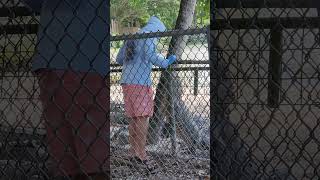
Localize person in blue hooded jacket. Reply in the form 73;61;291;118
23;0;109;179
116;16;176;171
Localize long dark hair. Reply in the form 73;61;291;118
125;40;135;62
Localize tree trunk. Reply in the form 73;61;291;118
147;0;207;150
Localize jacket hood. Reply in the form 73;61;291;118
141;16;166;33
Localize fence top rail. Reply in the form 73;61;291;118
1;2;319;18
0;23;208;38
215;0;319;8
4;16;320;35
110;27;209;41
110;60;210;67
212;17;320;29
0;6;39;17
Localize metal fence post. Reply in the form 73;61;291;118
268;25;283;108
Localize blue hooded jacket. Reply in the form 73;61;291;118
116;16;170;86
31;0;109;76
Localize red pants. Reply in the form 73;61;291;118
36;69;109;177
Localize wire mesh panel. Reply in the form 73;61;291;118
0;0;109;179
212;1;320;179
110;28;210;179
0;1;45;179
0;0;210;180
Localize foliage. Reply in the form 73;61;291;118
110;0;150;27
111;0;209;30
195;0;210;26
146;0;180;29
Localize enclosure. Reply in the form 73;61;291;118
0;0;210;179
211;0;320;179
109;28;210;179
1;0;320;179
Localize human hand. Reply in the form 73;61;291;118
167;55;177;65
161;50;168;57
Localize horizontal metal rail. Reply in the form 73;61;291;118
2;17;320;35
215;0;319;8
110;66;209;73
1;3;319;17
110;60;210;67
110;28;208;41
0;6;39;17
213;17;320;29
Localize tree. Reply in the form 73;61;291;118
147;0;209;152
110;0;149;27
110;0;209;30
146;0;180;29
195;0;210;25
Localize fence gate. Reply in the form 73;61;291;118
211;0;320;179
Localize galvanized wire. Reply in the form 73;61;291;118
110;28;210;179
0;0;210;179
0;0;110;179
211;2;320;179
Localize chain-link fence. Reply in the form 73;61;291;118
211;1;320;179
0;1;46;179
0;0;210;180
0;0;110;179
6;0;320;179
110;28;210;179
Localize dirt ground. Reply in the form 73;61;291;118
110;144;210;180
0;73;210;179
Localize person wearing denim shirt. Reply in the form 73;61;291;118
24;0;109;179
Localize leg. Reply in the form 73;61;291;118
69;71;109;179
43;102;79;177
131;116;149;160
122;84;158;171
122;85;137;157
128;118;137;156
37;69;79;177
130;116;159;173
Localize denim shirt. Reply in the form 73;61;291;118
116;16;169;86
31;0;109;76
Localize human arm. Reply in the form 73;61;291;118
115;45;126;65
144;38;176;68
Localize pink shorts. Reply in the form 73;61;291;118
122;84;154;118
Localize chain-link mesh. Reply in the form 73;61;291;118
0;0;210;179
0;0;110;179
110;28;210;179
211;1;320;179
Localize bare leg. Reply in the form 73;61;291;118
128;118;136;156
129;116;149;160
